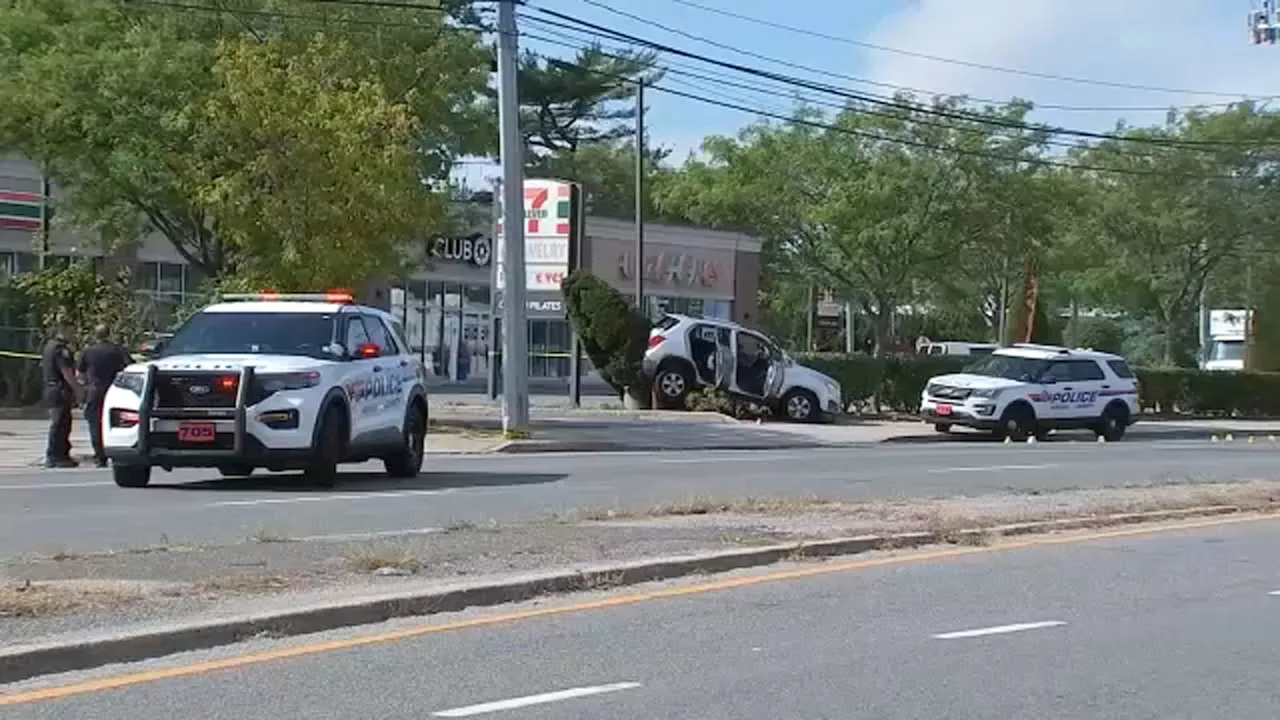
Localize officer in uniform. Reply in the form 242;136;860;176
40;324;81;468
77;324;132;468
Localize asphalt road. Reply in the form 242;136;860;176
3;439;1280;556
6;517;1280;717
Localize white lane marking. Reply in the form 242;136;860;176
0;480;113;490
933;621;1067;640
432;682;642;717
927;464;1057;474
294;526;444;542
209;489;448;507
1267;591;1280;596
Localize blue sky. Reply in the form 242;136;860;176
458;0;1280;188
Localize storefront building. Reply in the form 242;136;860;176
389;213;762;384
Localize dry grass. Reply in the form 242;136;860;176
0;581;142;618
572;495;839;522
197;575;291;594
249;528;293;544
342;545;423;574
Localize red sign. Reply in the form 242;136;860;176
176;422;217;443
935;404;953;416
534;271;564;287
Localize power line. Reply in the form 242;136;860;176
110;0;1272;177
664;0;1270;102
520;20;1198;161
523;6;1280;151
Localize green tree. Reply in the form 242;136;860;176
14;262;147;350
0;0;489;278
1073;106;1274;366
179;34;443;290
516;47;666;217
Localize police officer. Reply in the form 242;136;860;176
40;323;81;469
77;324;132;468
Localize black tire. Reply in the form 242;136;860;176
934;422;952;433
384;402;426;479
1096;403;1129;442
654;363;694;409
217;464;254;478
781;388;820;423
113;465;152;488
996;403;1037;442
306;404;346;488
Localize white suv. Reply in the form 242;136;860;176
645;314;842;422
919;343;1140;441
102;292;429;488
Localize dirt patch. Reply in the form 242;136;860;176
0;581;147;618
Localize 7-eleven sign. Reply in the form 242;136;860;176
497;181;573;237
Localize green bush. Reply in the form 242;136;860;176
561;269;651;403
1063;316;1124;354
793;351;1280;417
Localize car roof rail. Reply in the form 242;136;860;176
220;291;355;304
1010;342;1071;355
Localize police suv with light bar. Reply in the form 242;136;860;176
918;343;1141;442
101;292;429;488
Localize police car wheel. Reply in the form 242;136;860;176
1097;404;1129;442
385;404;426;479
305;405;345;488
113;465;151;489
934;423;952;433
998;403;1036;441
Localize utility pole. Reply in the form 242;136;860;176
634;81;646;314
496;0;529;432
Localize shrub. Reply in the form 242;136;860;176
792;351;1280;417
1063;316;1125;354
561;269;652;404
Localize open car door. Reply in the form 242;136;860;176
763;346;787;401
713;327;734;391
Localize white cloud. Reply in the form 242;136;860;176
862;0;1280;129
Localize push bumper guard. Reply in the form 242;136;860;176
112;365;275;467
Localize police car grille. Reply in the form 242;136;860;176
927;384;971;400
155;372;236;409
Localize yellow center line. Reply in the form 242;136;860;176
2;512;1275;706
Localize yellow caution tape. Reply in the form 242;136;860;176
0;350;40;359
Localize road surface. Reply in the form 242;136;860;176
2;439;1279;555
5;516;1280;717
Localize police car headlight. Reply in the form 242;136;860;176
259;371;322;392
970;388;1002;399
112;372;145;395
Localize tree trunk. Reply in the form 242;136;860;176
624;383;652;410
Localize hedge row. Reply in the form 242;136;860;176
792;352;1280;418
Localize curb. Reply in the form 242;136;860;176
0;503;1254;685
491;438;828;453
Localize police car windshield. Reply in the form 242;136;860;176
963;354;1050;382
161;312;335;359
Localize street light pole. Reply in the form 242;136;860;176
496;0;529;432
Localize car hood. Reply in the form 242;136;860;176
128;354;330;374
928;373;1023;390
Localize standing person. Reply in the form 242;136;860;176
40;323;80;468
78;324;132;468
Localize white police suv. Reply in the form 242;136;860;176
919;343;1140;441
102;292;429;488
